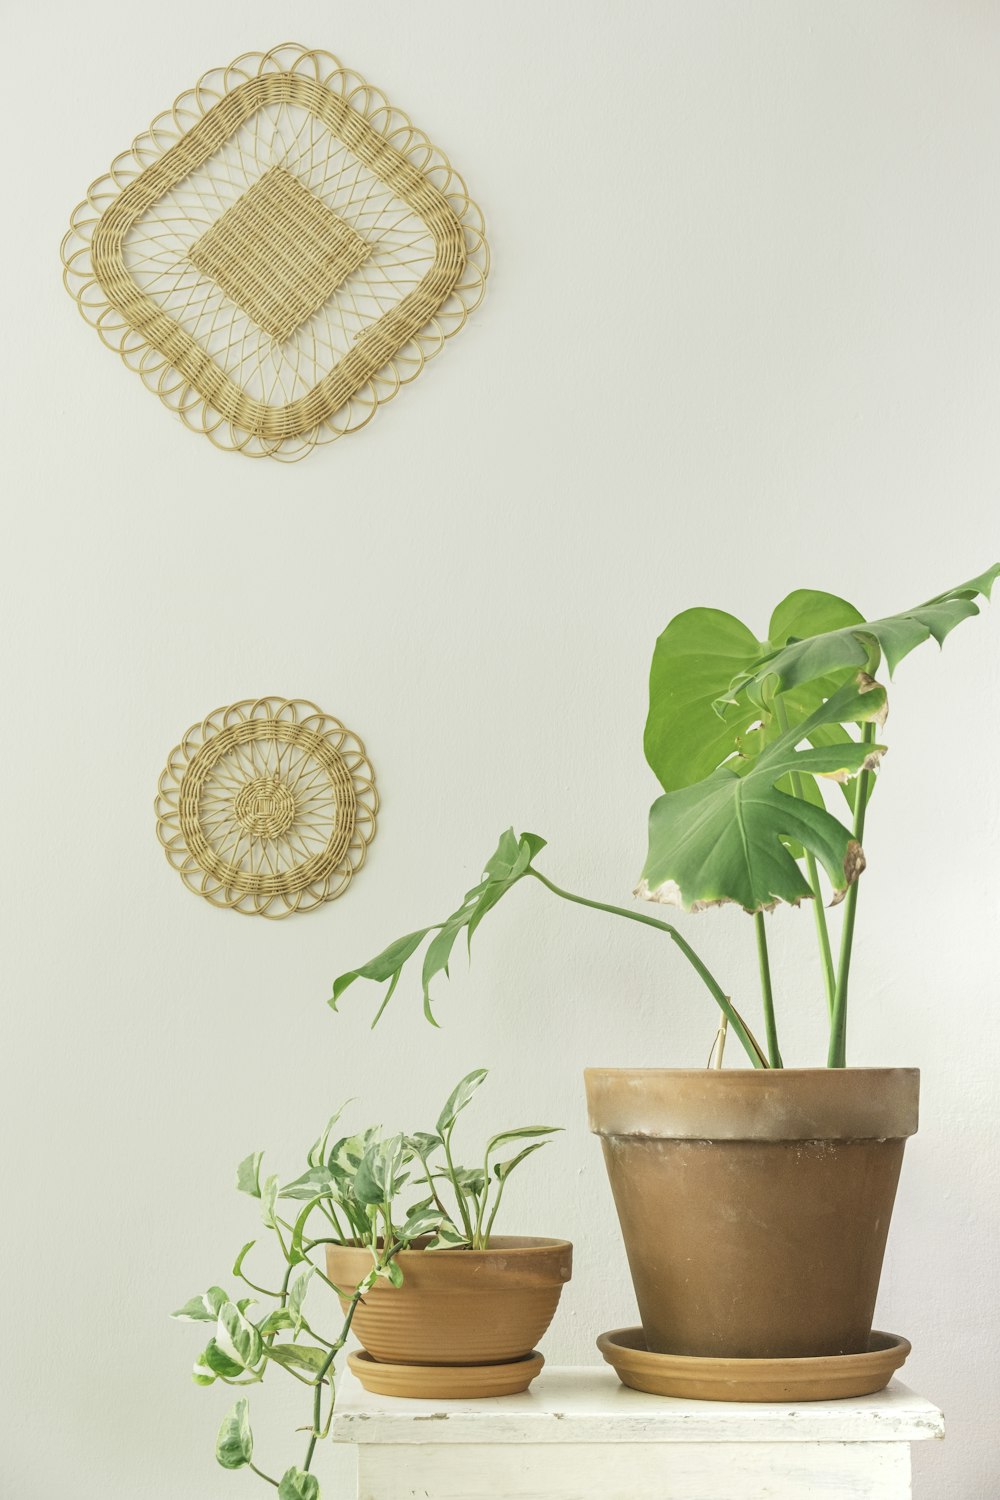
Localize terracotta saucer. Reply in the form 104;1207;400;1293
597;1327;910;1402
348;1348;544;1399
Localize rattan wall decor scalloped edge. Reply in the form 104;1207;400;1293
62;43;489;461
155;697;378;917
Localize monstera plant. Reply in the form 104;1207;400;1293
330;565;998;1394
333;565;997;1069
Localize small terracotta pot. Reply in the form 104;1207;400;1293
585;1068;918;1361
326;1236;572;1366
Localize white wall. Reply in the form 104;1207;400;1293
3;3;999;1496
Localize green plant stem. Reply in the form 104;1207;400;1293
774;698;837;1014
754;911;782;1068
249;1462;278;1487
528;869;769;1068
827;722;876;1068
301;1280;367;1473
415;1147;450;1222
442;1129;475;1239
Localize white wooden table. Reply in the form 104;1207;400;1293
331;1365;943;1500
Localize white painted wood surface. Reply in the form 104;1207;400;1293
332;1366;944;1500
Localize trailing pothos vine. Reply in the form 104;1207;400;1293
173;1071;558;1497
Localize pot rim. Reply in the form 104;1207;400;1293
584;1067;919;1141
326;1235;572;1258
584;1067;919;1075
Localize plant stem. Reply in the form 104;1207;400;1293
442;1128;475;1239
774;696;836;1014
301;1280;367;1472
827;722;876;1068
249;1462;279;1488
528;869;769;1068
754;911;782;1068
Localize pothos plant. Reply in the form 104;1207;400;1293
173;1070;559;1498
331;566;997;1070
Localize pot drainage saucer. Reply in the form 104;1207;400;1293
348;1348;544;1399
597;1327;910;1402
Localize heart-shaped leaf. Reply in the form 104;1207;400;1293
201;1338;245;1380
216;1301;263;1372
171;1285;228;1322
278;1467;320;1500
215;1399;253;1470
236;1152;264;1198
644;592;865;792
353;1135;408;1209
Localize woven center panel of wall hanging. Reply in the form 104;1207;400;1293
61;45;488;459
189;167;373;342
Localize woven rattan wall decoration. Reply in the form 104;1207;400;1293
61;43;488;461
155;698;378;917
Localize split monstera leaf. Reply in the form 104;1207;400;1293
639;567;998;914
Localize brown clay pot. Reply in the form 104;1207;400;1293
326;1236;572;1366
585;1068;918;1360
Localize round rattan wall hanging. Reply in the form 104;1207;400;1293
155;698;377;917
61;42;488;461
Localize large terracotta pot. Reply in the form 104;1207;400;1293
585;1068;918;1360
326;1236;572;1366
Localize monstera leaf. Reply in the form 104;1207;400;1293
645;568;998;859
637;677;887;913
718;566;999;714
645;590;865;792
331;830;547;1023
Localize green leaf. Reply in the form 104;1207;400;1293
215;1398;253;1470
236;1152;264;1198
278;1467;321;1500
280;1167;336;1201
436;1070;488;1136
288;1268;313;1332
171;1285;228;1322
266;1342;329;1377
331;831;547;1024
383;1259;404;1288
638;677;887;913
719;567;999;713
217;1301;263;1371
353;1135;407;1209
484;1126;561;1160
330;929;430;1009
232;1242;257;1280
406;1132;443;1159
493;1140;550;1182
329;1127;381;1176
644;593;865;793
202;1338;245;1380
425;1224;471;1251
260;1175;279;1229
192;1350;217;1386
644;607;764;791
307;1103;352;1168
450;1166;486;1198
398;1206;446;1242
258;1308;296;1335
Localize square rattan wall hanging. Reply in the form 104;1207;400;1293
61;44;488;461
